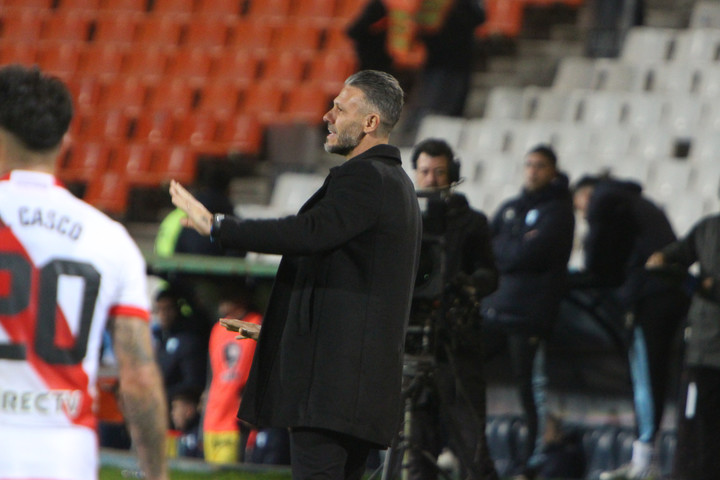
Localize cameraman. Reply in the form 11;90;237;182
407;138;499;480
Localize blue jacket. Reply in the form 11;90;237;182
481;174;575;334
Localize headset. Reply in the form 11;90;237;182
411;138;461;185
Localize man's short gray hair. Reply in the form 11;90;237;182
345;70;404;136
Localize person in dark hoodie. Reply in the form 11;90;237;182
405;138;499;480
571;175;688;480
481;145;575;480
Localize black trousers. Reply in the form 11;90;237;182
672;366;720;480
290;427;372;480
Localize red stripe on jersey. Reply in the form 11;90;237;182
109;305;150;321
0;227;96;429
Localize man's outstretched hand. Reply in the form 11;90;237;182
220;318;261;341
169;180;213;236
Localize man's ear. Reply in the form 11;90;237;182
363;113;380;133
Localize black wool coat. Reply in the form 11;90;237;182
214;144;422;447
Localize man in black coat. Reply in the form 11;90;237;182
481;145;575;480
169;70;422;479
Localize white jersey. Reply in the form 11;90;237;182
0;170;151;480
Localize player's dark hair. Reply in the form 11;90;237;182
0;64;73;151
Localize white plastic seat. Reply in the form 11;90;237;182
459;119;516;156
673;28;720;63
513;121;560;154
520;86;574;121
631;127;679;159
591;59;649;92
646;157;696;198
621;27;677;64
662;95;708;135
609;156;653;184
552;56;596;90
235;172;326;219
414;115;466;150
572;90;626;126
646;63;701;94
623;93;666;129
484;86;524;120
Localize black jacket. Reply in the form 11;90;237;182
574;179;679;308
481;174;575;333
215;145;422;447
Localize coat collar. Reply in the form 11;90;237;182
331;144;402;174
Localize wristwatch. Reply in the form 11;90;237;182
210;213;225;242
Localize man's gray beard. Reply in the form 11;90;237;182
323;129;364;156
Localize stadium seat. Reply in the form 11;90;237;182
36;43;82;80
148;78;196;113
459;118;514;155
78;44;128;79
242;82;287;125
77;109;132;143
272;21;323;55
591;59;649;92
66;76;102;114
151;145;197;185
620;27;676;64
173;112;219;152
183;15;232;48
520;86;573;121
261;50;307;87
0;41;37;67
229;20;275;53
477;0;524;37
132;110;176;144
84;171;130;215
415;115;465;150
60;142;113;183
1;9;48;41
57;0;102;9
195;79;244;118
151;0;194;15
136;14;185;46
4;0;53;7
215;114;263;155
294;0;338;23
211;49;259;82
122;45;173;80
484;86;524;120
282;83;329;124
247;0;292;19
113;143;154;185
165;47;216;85
623;93;665;129
40;10;93;43
93;11;144;45
196;0;242;16
323;25;356;54
97;76;150;114
552;56;596;90
307;51;356;95
100;0;146;11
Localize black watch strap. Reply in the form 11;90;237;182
210;213;225;242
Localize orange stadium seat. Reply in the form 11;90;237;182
308;50;356;94
152;0;195;15
165;47;216;84
151;145;196;185
261;51;307;86
324;26;356;54
1;9;48;41
0;41;37;67
77;109;132;142
183;15;232;48
148;78;196;113
477;0;524;37
242;82;286;125
211;49;259;82
77;44;128;78
335;0;368;22
36;43;82;80
294;0;338;23
100;0;147;11
215;114;263;155
282;83;329;123
113;143;154;185
93;11;144;45
40;10;93;43
196;0;242;16
83;171;130;215
229;20;274;53
4;0;53;8
272;21;323;55
57;0;102;9
174;112;219;153
98;76;152;114
136;15;185;46
247;0;292;19
66;76;102;114
60;142;112;183
132;110;176;144
122;46;173;80
196;79;245;118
